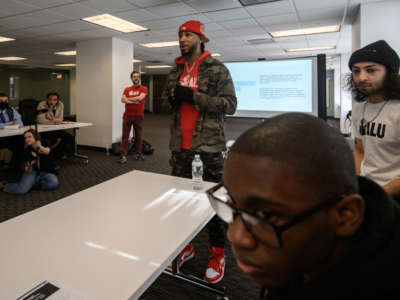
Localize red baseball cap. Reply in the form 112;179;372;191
178;20;209;43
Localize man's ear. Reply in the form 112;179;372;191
330;194;365;237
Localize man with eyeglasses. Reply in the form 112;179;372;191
207;113;400;299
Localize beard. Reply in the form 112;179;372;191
133;79;140;86
180;41;198;57
355;78;386;96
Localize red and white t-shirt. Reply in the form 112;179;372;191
177;51;211;149
123;85;148;116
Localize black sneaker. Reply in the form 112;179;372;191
119;156;127;164
135;153;144;161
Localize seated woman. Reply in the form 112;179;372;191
0;129;59;194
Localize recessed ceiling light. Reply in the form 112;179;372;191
270;25;340;38
133;59;142;62
211;53;221;57
55;50;76;56
55;64;76;67
0;36;15;43
145;65;172;69
82;14;148;33
0;56;27;61
285;46;336;52
140;41;179;48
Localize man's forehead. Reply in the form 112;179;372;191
352;61;385;69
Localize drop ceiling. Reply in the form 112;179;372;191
0;0;387;74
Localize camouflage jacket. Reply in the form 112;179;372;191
162;54;237;152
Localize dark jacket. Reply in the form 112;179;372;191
162;54;237;153
261;176;400;300
24;143;57;174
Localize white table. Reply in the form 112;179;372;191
0;170;215;300
0;122;92;138
0;122;92;163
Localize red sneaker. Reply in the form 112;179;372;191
168;243;195;269
204;246;225;283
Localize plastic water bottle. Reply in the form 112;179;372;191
192;154;203;190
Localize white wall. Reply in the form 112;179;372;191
76;37;133;149
112;38;133;143
352;10;361;52
360;0;400;53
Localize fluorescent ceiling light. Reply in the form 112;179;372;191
285;46;336;52
0;36;15;43
140;41;179;48
55;50;76;56
270;25;340;38
211;53;221;57
145;65;172;69
55;64;76;67
133;59;142;62
82;14;148;33
0;56;26;61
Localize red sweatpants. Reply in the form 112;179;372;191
121;115;143;156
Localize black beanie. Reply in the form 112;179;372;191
348;40;399;73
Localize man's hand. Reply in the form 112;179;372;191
52;119;62;125
7;121;18;125
174;85;194;105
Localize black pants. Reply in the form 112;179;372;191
170;149;226;248
41;130;75;159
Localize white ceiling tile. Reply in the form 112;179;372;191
202;22;225;32
266;22;301;31
306;32;340;41
146;3;198;18
245;0;294;18
205;29;232;38
0;0;40;17
85;0;138;13
204;8;251;22
294;0;348;10
140;19;177;30
0;15;37;31
257;14;299;27
48;3;102;19
298;7;344;22
21;9;72;26
127;0;179;8
115;9;160;23
18;0;79;9
183;0;241;12
219;18;258;30
230;26;267;37
167;14;212;26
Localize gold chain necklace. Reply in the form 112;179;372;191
361;99;389;127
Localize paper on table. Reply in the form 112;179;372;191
4;124;19;130
17;280;91;300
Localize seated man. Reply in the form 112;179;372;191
37;92;74;158
0;92;23;129
207;113;400;299
0;92;24;171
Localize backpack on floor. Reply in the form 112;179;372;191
110;140;135;156
129;138;154;155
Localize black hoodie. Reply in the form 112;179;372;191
261;176;400;300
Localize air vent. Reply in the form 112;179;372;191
247;38;275;45
239;0;283;6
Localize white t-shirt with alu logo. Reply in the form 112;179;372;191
352;99;400;186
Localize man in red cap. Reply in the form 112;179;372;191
162;20;237;283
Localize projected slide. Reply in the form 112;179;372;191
225;59;314;117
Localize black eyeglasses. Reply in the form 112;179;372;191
206;182;346;249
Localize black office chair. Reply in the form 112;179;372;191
18;99;39;126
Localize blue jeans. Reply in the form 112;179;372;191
3;170;59;195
